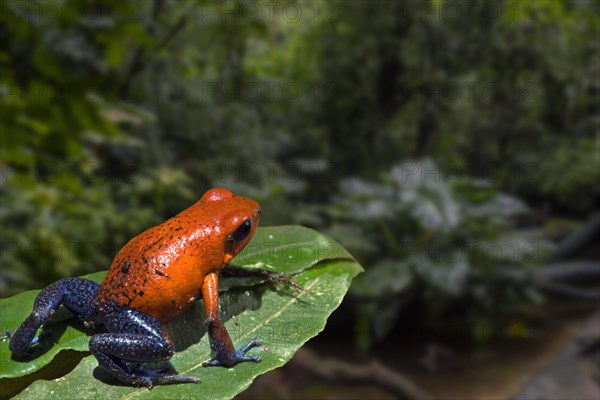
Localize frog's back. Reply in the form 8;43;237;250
94;205;215;322
93;188;260;323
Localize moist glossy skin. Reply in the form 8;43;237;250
94;188;260;322
9;188;264;387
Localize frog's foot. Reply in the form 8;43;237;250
203;338;262;367
129;367;201;388
6;329;52;357
93;344;200;389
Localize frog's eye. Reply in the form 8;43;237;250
230;220;252;243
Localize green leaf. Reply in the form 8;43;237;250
0;226;362;399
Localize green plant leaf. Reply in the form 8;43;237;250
0;226;362;399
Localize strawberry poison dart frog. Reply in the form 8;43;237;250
9;188;290;387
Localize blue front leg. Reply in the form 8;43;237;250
9;278;99;357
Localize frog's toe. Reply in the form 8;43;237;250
151;373;201;386
203;354;260;367
5;329;51;358
239;338;261;353
235;338;262;363
203;338;262;367
131;375;154;388
130;367;200;387
237;354;261;363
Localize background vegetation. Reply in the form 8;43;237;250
1;0;599;398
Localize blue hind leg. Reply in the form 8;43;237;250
90;309;201;387
9;278;99;357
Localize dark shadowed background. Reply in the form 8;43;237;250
1;1;599;399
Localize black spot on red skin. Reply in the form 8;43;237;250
148;237;162;248
155;269;168;277
121;262;130;273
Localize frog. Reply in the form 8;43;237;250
9;188;294;387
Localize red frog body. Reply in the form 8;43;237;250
95;188;260;322
9;188;268;387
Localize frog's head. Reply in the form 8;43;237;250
200;188;261;266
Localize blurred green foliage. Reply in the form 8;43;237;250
1;0;598;346
328;160;554;347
